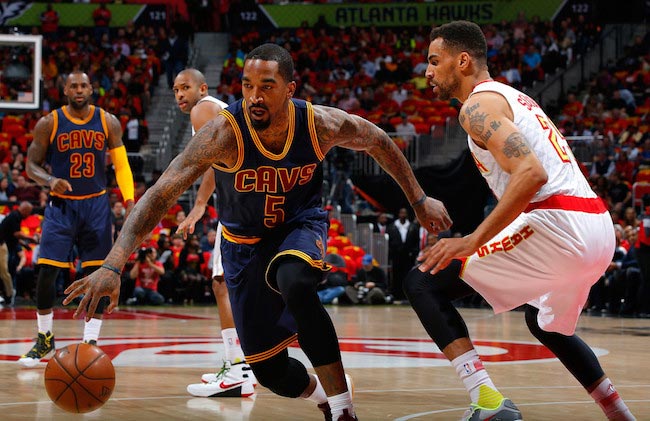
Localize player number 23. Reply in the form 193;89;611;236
69;152;96;178
536;115;572;163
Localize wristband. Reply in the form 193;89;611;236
410;194;427;207
101;263;122;275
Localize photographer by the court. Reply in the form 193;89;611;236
126;247;165;305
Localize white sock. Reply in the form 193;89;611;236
305;374;328;404
452;349;500;405
222;328;245;364
83;318;102;343
590;378;635;420
37;312;53;334
328;390;354;420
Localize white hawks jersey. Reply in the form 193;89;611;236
467;80;595;203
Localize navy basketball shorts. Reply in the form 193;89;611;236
38;194;112;270
221;218;329;364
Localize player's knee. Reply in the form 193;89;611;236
276;259;318;302
524;305;545;338
250;355;309;398
403;267;428;299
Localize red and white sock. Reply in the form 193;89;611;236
590;378;635;420
451;349;500;405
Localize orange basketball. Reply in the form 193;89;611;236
44;343;115;413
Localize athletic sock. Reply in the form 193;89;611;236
83;318;102;343
222;328;245;364
305;374;328;404
328;390;354;419
37;312;53;334
451;349;502;407
590;378;635;420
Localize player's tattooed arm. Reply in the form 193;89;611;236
314;105;425;204
106;116;236;267
313;105;452;232
502;132;531;158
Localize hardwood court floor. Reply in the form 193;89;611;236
0;304;648;420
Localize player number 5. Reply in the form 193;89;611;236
264;195;285;228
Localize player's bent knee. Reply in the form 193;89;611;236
524;305;544;338
403;267;429;299
250;354;309;398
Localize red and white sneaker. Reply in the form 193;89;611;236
201;361;257;387
188;361;256;398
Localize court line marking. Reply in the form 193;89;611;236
2;384;648;406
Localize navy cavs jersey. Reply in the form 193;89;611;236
214;98;325;240
48;105;109;198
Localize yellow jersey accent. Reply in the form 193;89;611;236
244;334;298;364
306;102;325;161
212;110;244;173
243;99;295;160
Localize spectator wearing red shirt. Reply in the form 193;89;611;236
40;4;59;40
128;247;164;305
92;3;112;44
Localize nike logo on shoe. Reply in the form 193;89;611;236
220;381;245;389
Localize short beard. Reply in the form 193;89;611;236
68;98;89;110
250;118;271;130
438;76;460;101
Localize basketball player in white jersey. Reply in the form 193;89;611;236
173;69;257;397
404;21;635;420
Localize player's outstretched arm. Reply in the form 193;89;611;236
177;168;216;239
418;92;547;275
64;116;236;320
313;105;452;233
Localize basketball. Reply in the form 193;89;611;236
44;343;115;413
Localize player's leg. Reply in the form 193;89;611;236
195;222;256;390
77;195;114;345
17;264;59;367
79;265;109;345
249;347;353;420
18;199;71;367
0;243;13;303
404;262;522;421
524;305;635;420
275;257;355;420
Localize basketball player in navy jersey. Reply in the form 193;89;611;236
172;68;257;398
19;71;135;367
64;44;451;420
404;21;635;420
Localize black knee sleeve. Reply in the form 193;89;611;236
36;265;60;310
403;261;474;350
276;258;341;367
524;305;604;387
250;350;310;398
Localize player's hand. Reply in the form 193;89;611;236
176;205;205;239
124;199;135;219
63;268;121;321
49;177;73;194
413;197;452;235
417;235;477;274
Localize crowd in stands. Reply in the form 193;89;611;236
1;6;650;318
